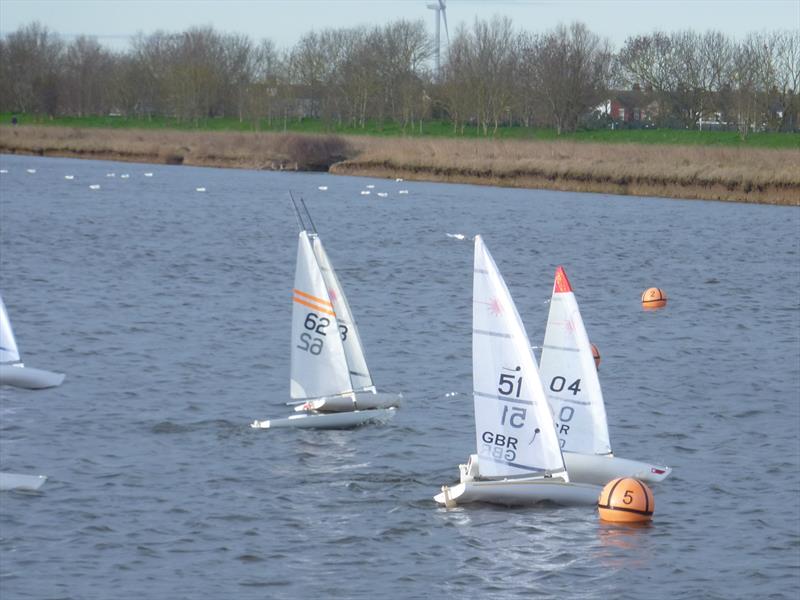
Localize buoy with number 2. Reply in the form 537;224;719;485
642;287;667;310
598;477;655;523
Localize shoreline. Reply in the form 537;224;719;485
1;125;798;205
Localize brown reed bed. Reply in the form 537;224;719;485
0;125;351;171
1;125;797;204
334;136;800;205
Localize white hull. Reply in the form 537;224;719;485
251;407;396;430
294;391;402;412
434;477;600;507
563;451;672;486
0;364;65;389
0;472;47;491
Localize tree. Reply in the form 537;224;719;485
529;22;612;134
0;22;64;115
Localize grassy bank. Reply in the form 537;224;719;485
1;124;798;205
4;112;799;149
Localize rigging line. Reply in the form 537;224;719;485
288;190;307;232
300;197;318;234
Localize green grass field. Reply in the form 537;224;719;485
3;113;798;149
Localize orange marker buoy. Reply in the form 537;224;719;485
641;287;667;310
590;343;601;369
598;477;654;523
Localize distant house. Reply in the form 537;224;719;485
608;87;657;126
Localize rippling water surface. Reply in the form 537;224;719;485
1;155;798;599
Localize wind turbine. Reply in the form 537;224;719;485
427;0;450;78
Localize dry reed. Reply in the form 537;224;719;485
335;136;800;205
0;126;352;171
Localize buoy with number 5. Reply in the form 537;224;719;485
641;287;667;310
598;477;654;523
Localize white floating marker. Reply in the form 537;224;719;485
318;185;328;191
89;184;101;190
446;233;466;240
195;187;206;192
64;175;75;180
0;169;8;174
144;172;153;177
26;169;36;174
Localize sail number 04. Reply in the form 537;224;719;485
550;376;581;395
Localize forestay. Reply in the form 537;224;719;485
311;236;375;393
0;295;21;364
539;267;612;456
290;231;353;401
472;236;565;479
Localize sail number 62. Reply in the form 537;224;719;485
298;312;329;355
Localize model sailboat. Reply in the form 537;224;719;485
537;266;671;485
251;198;400;429
0;294;64;389
0;472;47;492
434;237;599;507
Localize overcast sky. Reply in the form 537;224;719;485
1;0;798;51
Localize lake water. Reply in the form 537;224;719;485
1;154;798;599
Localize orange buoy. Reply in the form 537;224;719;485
598;477;654;523
641;287;667;310
590;343;601;369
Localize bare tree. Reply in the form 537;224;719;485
771;30;800;131
727;33;772;139
0;22;64;115
530;22;612;134
62;36;115;116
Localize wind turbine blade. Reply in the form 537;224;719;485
440;1;450;45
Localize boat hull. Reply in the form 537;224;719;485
563;452;672;486
0;472;47;492
434;477;601;507
0;364;65;389
251;407;396;430
294;391;402;412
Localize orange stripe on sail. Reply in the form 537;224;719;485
293;296;336;316
292;288;333;308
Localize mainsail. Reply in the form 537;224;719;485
539;266;612;456
0;295;21;364
472;236;566;479
289;231;353;400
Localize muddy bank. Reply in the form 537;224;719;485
1;125;798;205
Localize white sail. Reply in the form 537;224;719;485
0;295;21;364
539;266;612;456
289;231;353;401
310;236;375;393
472;236;566;479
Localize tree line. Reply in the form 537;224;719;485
1;20;797;137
